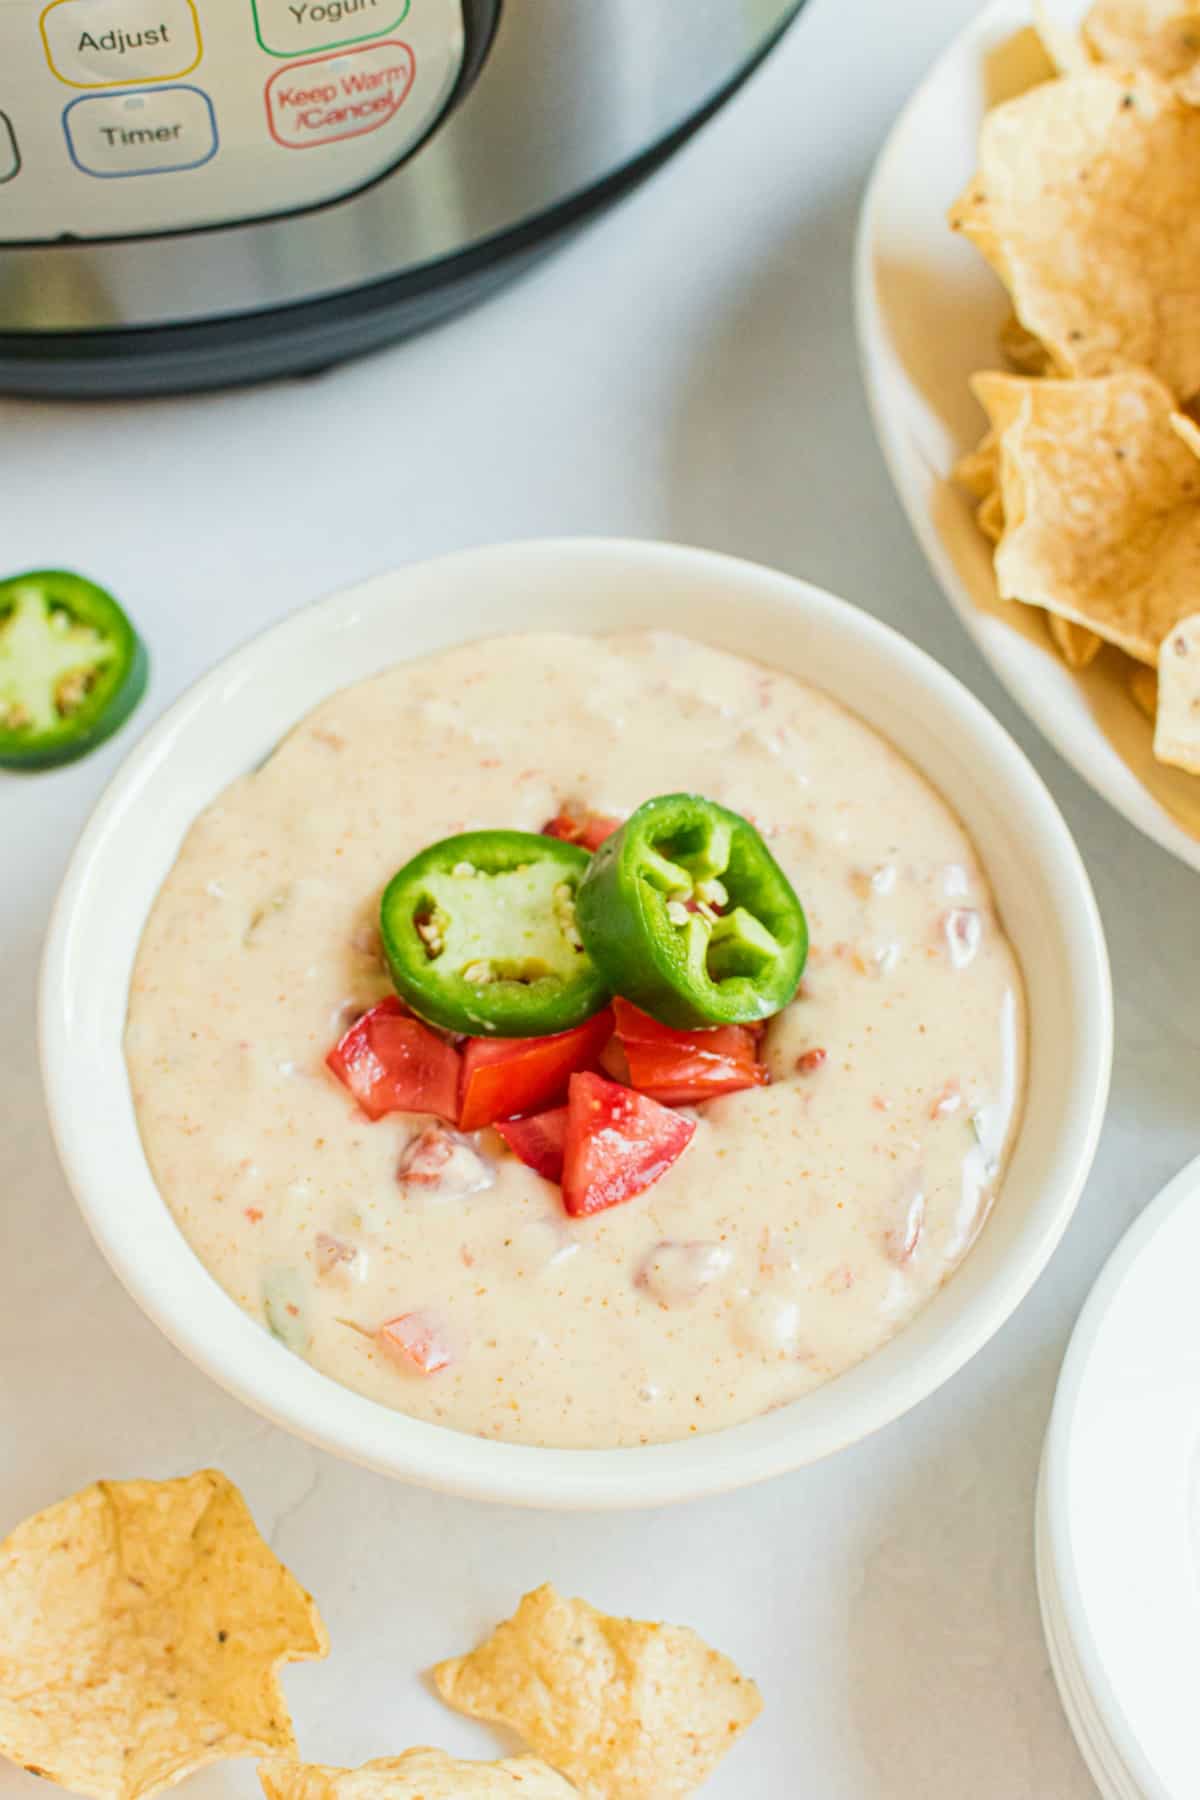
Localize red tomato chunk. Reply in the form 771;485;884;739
612;997;768;1106
326;997;460;1123
377;1311;453;1374
561;1071;695;1217
495;1107;568;1183
541;810;622;852
458;1006;614;1131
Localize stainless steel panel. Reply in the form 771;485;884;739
0;0;801;333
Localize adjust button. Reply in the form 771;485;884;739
265;41;414;148
63;84;217;176
41;0;203;89
252;0;408;58
0;114;19;184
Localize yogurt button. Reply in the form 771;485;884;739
253;0;409;58
41;0;203;88
64;85;217;176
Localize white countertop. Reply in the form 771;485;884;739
3;2;1197;1794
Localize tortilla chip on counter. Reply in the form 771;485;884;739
949;68;1200;398
1154;612;1200;768
969;369;1200;663
259;1749;579;1800
0;1471;328;1800
433;1584;761;1800
1084;0;1200;78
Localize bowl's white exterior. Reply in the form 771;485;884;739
39;538;1111;1507
855;0;1200;873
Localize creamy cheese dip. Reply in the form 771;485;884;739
125;632;1025;1448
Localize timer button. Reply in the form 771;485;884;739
41;0;203;89
252;0;409;58
63;84;217;175
265;41;415;148
0;114;19;184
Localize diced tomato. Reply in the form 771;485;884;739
326;997;460;1123
377;1311;453;1374
541;810;622;852
561;1071;695;1217
495;1107;568;1182
612;997;768;1106
458;1006;614;1131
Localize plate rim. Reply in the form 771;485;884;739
1039;1152;1200;1800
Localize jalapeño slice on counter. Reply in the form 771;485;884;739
575;793;807;1029
380;829;610;1037
0;570;148;770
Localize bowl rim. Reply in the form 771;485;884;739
852;0;1200;876
38;536;1113;1507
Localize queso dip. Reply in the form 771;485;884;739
124;632;1024;1448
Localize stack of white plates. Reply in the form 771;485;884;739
1037;1156;1200;1798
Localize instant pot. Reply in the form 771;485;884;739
0;0;806;395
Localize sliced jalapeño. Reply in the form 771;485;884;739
0;570;148;771
575;793;807;1028
380;829;610;1037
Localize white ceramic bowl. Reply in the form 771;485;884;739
40;538;1111;1508
855;0;1200;872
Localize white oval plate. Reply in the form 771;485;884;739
1038;1153;1200;1799
855;0;1200;872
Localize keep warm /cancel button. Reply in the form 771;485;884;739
265;41;415;149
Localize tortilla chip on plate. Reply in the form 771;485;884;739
1034;3;1096;71
1047;612;1105;668
1155;612;1200;768
259;1749;579;1800
970;368;1200;662
1128;661;1161;717
998;313;1053;375
0;1471;328;1800
950;68;1200;398
1084;0;1200;78
954;432;998;499
433;1584;761;1800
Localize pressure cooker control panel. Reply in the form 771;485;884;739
0;0;465;242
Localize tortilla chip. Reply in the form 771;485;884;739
954;433;998;499
971;368;1200;662
976;488;1006;543
1128;660;1160;717
433;1585;761;1800
1047;612;1105;668
1035;3;1096;71
0;1471;328;1800
950;68;1200;398
999;313;1052;375
259;1750;579;1800
1084;0;1200;78
1155;611;1200;768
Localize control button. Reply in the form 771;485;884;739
63;84;217;176
265;41;414;149
41;0;202;89
0;114;19;184
253;0;408;59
